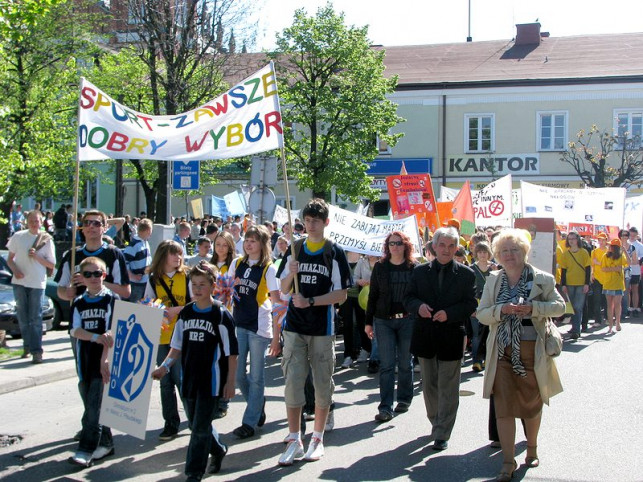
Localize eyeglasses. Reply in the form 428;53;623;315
499;247;521;256
83;219;103;227
388;241;403;246
82;270;104;278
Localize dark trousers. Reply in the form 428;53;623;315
590;280;606;322
184;396;225;477
78;377;113;453
339;297;371;358
157;344;182;431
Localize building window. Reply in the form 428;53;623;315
80;177;99;211
465;114;494;153
614;110;643;148
538;112;567;151
376;135;391;155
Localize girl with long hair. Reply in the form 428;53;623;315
228;225;281;439
601;239;629;333
145;240;191;441
210;231;236;274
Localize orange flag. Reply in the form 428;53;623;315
451;180;476;235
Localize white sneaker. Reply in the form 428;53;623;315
92;445;114;460
341;356;353;368
283;433;298;444
325;411;335;432
304;436;325;461
356;349;370;363
278;440;304;466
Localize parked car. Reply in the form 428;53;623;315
0;279;54;338
0;252;64;333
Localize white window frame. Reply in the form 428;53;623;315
464;113;495;153
376;134;392;155
275;196;296;209
537;111;568;151
79;175;100;211
614;109;643;149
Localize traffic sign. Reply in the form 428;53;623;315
172;161;200;190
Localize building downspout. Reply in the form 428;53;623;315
441;93;447;187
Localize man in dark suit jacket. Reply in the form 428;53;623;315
404;226;477;451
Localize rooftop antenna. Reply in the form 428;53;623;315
467;0;472;42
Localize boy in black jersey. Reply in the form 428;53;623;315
276;199;353;465
153;262;238;480
68;257;117;468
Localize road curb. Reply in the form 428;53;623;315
0;367;76;395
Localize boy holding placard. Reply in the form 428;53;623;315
68;257;118;468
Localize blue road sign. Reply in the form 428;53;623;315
172;161;200;190
366;158;432;175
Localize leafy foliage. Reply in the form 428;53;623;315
271;3;404;201
561;125;643;187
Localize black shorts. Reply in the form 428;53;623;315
630;275;640;285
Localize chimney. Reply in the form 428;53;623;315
515;23;541;46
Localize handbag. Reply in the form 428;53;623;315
544;319;563;357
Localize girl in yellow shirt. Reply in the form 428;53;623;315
601;239;629;334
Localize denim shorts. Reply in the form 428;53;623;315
603;289;624;296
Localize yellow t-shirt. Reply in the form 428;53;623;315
154;271;189;345
560;248;591;286
306;239;326;253
600;252;629;291
591;247;607;284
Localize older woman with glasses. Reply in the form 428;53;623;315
365;231;418;422
478;229;565;481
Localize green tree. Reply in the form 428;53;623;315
0;0;101;245
119;0;258;222
271;3;404;201
561;124;643;187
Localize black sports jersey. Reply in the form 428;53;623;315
55;242;130;297
232;259;269;333
71;288;119;382
276;240;352;336
170;302;239;399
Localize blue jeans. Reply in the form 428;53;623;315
184;396;225;478
128;282;147;303
78;377;113;453
374;316;414;414
236;327;270;428
13;285;44;354
567;285;586;335
157;343;183;431
470;316;482;362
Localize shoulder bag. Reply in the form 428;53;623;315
544;319;563;357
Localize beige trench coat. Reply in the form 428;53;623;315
477;264;565;405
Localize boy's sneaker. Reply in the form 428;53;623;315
304;436;324;461
356;349;370;363
159;427;178;441
341;356;353;368
278;440;304;466
92;445;114;461
324;411;335;432
68;450;93;467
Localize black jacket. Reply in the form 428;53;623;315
365;260;416;326
404;260;477;361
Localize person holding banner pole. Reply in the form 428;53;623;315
152;262;238;479
559;231;591;340
145;240;192;441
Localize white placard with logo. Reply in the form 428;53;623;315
100;301;162;440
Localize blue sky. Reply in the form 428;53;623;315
252;0;643;50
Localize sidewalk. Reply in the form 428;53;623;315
0;329;76;395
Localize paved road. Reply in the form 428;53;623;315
1;320;642;481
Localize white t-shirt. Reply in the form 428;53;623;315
628;239;643;276
7;230;56;289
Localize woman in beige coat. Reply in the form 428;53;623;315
478;229;564;481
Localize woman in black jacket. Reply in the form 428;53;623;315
365;231;418;422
